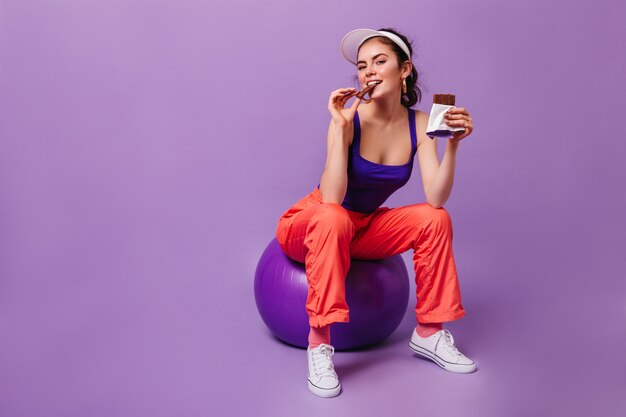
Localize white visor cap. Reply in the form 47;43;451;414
340;28;412;66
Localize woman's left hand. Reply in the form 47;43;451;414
444;107;474;143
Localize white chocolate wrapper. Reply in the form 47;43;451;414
426;103;465;139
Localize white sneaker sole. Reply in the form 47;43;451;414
307;379;341;398
409;341;476;373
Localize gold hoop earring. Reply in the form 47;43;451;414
402;78;407;94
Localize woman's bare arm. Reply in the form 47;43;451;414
416;111;458;208
319;88;364;204
319;118;352;204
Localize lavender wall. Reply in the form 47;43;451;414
1;0;624;416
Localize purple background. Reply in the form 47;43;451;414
1;0;625;416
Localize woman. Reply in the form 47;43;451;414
275;28;476;398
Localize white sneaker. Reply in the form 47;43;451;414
409;328;476;373
307;344;341;397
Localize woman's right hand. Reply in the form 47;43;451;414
327;88;364;128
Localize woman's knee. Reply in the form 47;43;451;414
311;203;354;231
411;204;452;233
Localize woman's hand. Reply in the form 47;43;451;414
444;107;474;144
327;88;364;128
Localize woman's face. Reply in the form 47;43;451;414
356;38;409;99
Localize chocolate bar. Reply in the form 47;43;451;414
433;94;455;106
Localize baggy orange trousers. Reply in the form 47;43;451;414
275;187;466;328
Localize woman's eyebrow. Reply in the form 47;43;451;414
357;53;388;65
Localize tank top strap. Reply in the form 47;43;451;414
353;111;361;145
409;108;417;153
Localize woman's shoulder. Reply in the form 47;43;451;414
412;107;427;120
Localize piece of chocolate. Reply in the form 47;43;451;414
356;82;379;99
433;94;455;106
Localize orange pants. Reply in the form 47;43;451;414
275;187;466;328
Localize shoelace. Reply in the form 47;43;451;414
311;344;337;378
438;329;461;358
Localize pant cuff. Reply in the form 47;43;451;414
416;308;466;324
308;311;350;328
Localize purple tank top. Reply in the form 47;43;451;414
317;108;418;214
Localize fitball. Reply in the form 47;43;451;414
254;238;409;350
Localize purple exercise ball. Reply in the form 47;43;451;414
255;238;409;350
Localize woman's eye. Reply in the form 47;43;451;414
376;60;386;65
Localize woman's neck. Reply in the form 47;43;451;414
360;93;406;125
